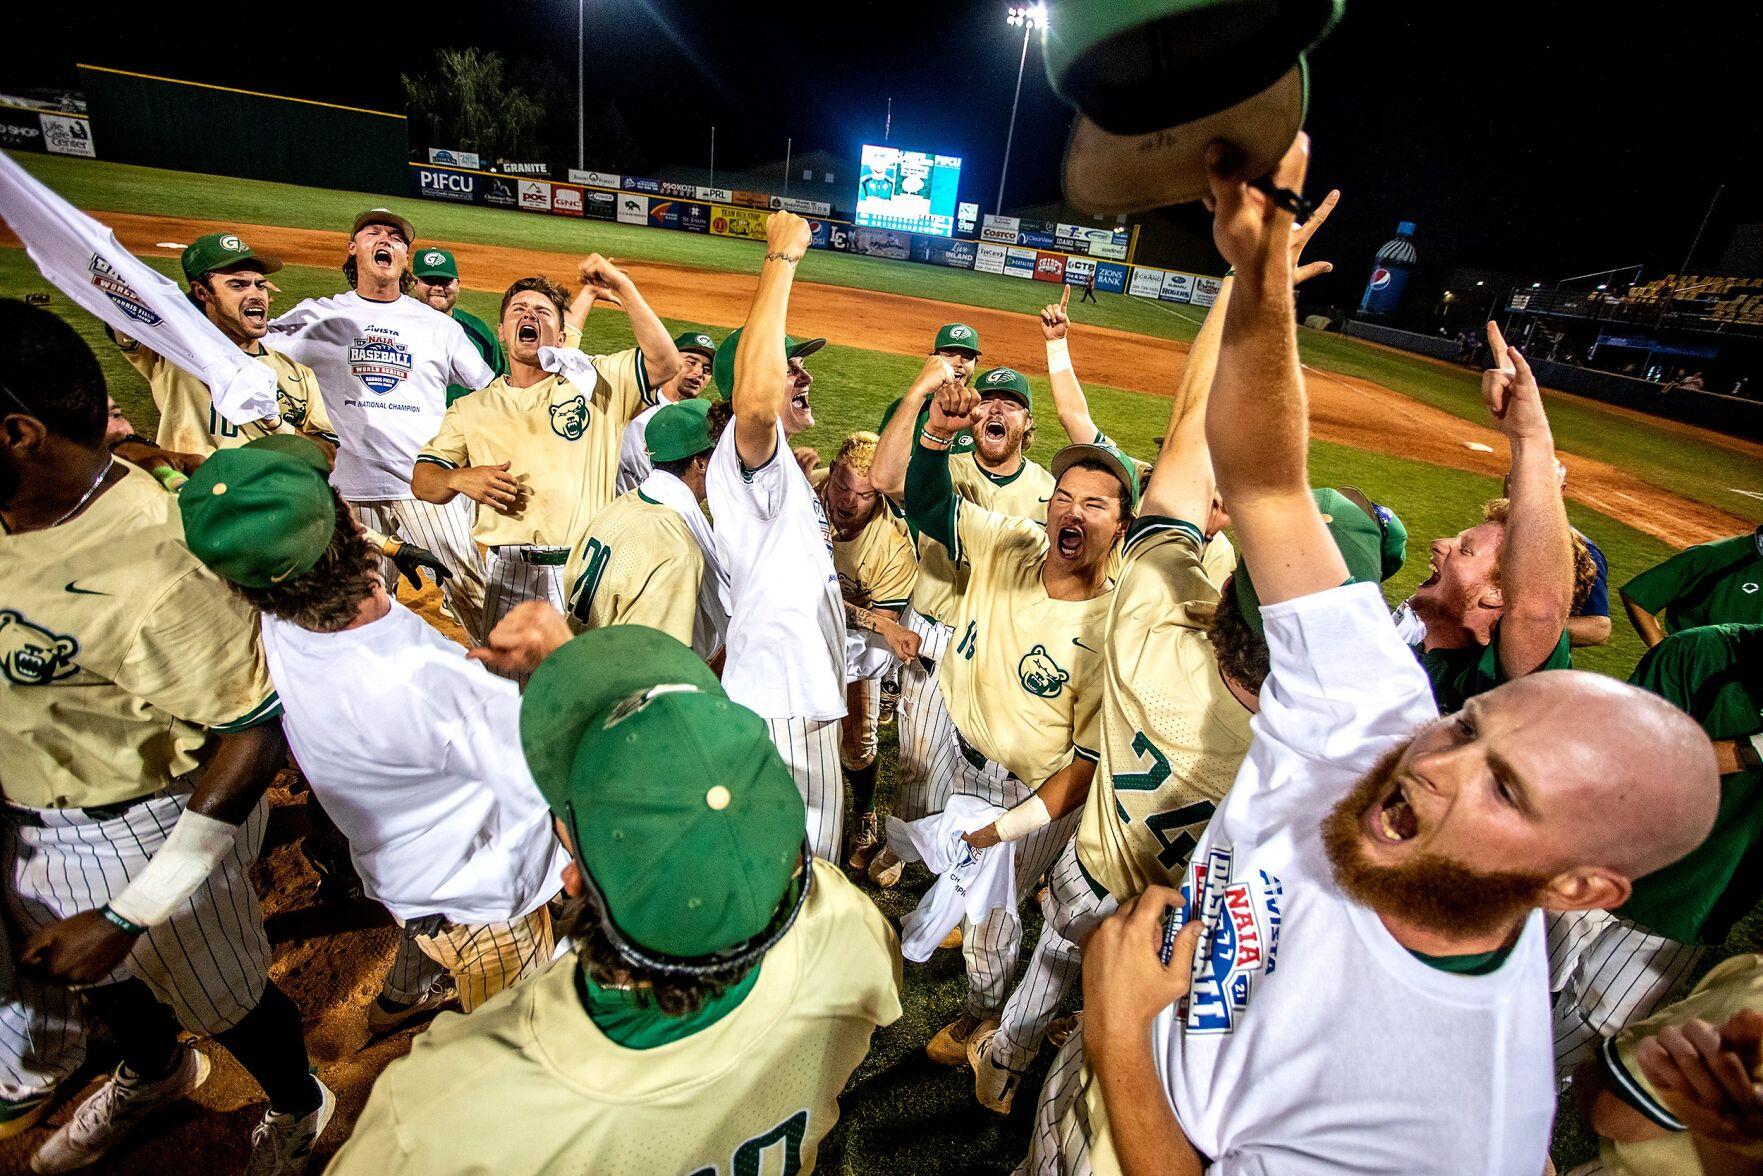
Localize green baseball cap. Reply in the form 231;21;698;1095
351;207;415;245
519;626;809;963
1052;439;1141;512
878;396;975;454
974;366;1034;412
179;436;336;589
412;248;458;281
1230;486;1401;636
1045;0;1344;212
180;232;283;284
646;397;714;462
674;330;718;360
1337;485;1407;581
710;328;826;400
933;322;981;356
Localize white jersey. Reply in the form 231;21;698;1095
1152;583;1553;1173
616;400;667;494
268;291;495;500
707;424;846;721
261;601;567;926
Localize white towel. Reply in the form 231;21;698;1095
887;795;1016;963
0;151;278;426
536;344;602;397
637;467;728;661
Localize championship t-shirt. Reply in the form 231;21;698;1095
708;425;847;721
1412;621;1573;713
262;601;567;925
0;464;280;810
1064;583;1554;1174
327;860;902;1176
115;338;334;456
268;291;495;500
1623;530;1763;634
446;306;506;406
1617;624;1763;945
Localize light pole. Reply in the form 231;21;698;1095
576;0;585;171
997;4;1048;215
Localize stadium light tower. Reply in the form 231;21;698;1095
998;4;1049;215
576;0;585;171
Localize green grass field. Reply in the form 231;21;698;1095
3;149;1758;1172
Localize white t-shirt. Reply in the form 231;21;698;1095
261;601;567;926
707;424;846;721
268;291;495;500
886;795;1013;963
1152;582;1554;1174
617;400;667;494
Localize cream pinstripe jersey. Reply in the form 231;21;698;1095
831;498;917;612
116;339;334;456
1077;517;1252;901
908;454;1050;626
564;488;704;652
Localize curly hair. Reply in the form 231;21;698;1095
1479;498;1598;611
832;431;880;478
1205;582;1270;695
229;491;381;632
341;255;415;295
706;398;734;448
555;885;756;1018
500;276;571;322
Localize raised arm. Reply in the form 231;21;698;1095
903;379;981;551
1042;285;1100;445
872;355;954;500
1482;322;1573;679
731;213;813;468
1204;134;1346;604
580;254;681;387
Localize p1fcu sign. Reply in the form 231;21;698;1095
412;166;476;204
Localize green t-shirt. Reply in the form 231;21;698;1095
1622;529;1763;635
447;307;507;405
1618;624;1763;945
1411;622;1573;713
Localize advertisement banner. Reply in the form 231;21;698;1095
981;215;1020;244
621;176;661;194
517;180;553;213
770;195;832;217
806;219;832;250
500;162;550;177
1033;252;1066;283
40;114;94;158
911;238;977;269
1159;271;1195;303
616;193;650;225
1088;238;1129;261
1054;223;1088;241
695;186;732;203
678;202;711;234
1055;234;1088;254
551;184;585;217
1063;257;1097;286
412;165;476;204
957;202;980;234
1004;247;1038;280
0;108;44;152
647;200;681;230
711;204;769;240
428;148;481;170
658;181;696;198
585;189;616;221
729;190;771;210
481;175;519;209
1094;261;1130;294
1190;276;1223;307
974;243;1008;275
1128;267;1166;298
852;228;911;260
1017;230;1055;250
573;169;620;189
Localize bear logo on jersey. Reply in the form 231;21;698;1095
0;610;80;685
349;333;412;395
1018;644;1070;698
550;394;590;440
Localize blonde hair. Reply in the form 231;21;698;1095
1480;498;1599;611
834;431;881;478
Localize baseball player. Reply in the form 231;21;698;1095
706;211;847;861
1026;134;1721;1176
266;207;496;642
616;329;717;492
109;232;337;457
566;397;727;659
817;431;921;872
410;247;507;404
1549;622;1763;1077
0;300;331;1173
410;260;681;657
328;625;902;1175
1621;525;1763;648
901;367;1133;1073
179;437;568;1021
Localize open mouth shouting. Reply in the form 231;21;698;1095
1367;778;1422;844
516;319;541;347
371;243;395;271
983;417;1009;443
1054;520;1085;560
241;301;267;328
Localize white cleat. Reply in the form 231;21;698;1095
31;1047;211;1173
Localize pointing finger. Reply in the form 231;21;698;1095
1060;284;1070;311
1486;321;1510;370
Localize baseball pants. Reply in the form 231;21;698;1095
842;677;881;773
938;728;1081;1022
0;929;84;1101
351;495;488;644
378;907;555;1013
2;792;272;1054
1024;1027;1112;1176
483;545;570;685
765;716;845;863
986;841;1113;1072
894;608;957;823
1547;907;1704;1078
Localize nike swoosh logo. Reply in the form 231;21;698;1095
1072;638;1097;653
63;581;107;596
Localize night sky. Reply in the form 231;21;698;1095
5;0;1758;307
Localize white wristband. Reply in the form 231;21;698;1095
107;809;238;928
1046;337;1073;375
994;795;1052;842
